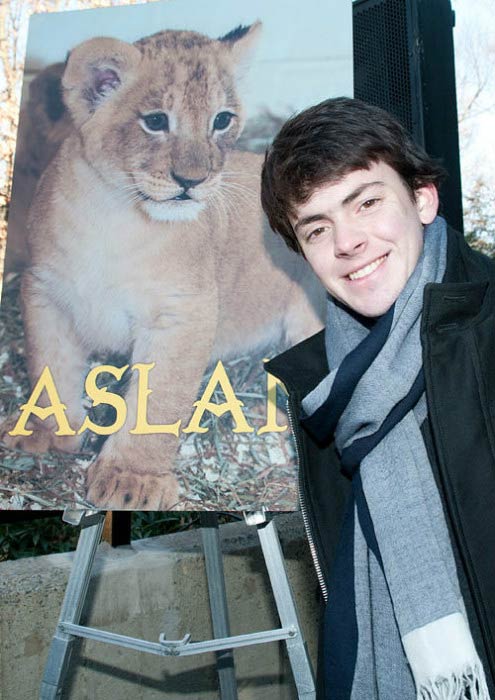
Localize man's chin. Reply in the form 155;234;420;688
140;198;204;223
339;294;395;319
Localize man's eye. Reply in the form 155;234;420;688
142;112;169;132
361;198;379;209
213;111;235;131
307;227;327;241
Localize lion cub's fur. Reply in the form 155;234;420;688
7;24;324;508
5;62;72;272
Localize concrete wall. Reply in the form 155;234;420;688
0;514;322;700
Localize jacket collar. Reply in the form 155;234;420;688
422;225;492;332
266;226;495;395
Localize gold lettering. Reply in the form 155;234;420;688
8;366;75;436
78;365;129;436
257;362;288;434
183;360;254;434
130;362;181;436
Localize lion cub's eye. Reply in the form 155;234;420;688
213;111;235;131
142;112;169;132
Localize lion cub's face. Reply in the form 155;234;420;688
62;24;261;222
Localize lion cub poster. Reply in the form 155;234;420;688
0;0;353;510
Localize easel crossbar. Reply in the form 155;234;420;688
59;622;297;656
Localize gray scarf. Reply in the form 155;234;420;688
302;217;490;699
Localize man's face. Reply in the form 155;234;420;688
290;161;439;317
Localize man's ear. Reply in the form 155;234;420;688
62;37;142;128
415;182;439;225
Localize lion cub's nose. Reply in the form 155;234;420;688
171;171;207;190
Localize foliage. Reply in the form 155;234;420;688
464;178;495;258
0;511;240;561
130;511;201;539
0;515;80;561
130;511;238;539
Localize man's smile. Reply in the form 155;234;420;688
346;253;389;281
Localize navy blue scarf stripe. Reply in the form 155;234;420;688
340;369;425;479
323;475;385;700
323;491;358;699
354;473;383;570
301;307;394;444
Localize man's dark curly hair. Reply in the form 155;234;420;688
260;97;446;253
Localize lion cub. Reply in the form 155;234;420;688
6;24;324;508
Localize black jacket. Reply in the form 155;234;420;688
266;226;495;694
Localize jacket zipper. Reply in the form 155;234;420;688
287;397;329;603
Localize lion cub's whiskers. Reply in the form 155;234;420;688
206;191;229;223
221;170;260;181
217;182;258;211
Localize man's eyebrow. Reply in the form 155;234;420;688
294;213;326;233
341;180;385;207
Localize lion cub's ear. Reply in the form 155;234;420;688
218;21;262;68
62;37;142;127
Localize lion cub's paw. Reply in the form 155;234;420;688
86;460;180;509
0;417;81;454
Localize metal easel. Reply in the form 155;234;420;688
39;509;315;699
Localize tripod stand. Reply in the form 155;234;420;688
40;510;315;699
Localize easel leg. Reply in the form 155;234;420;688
257;519;316;700
200;513;238;700
39;511;105;700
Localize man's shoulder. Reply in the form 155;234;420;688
446;225;495;282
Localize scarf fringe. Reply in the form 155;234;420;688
417;663;491;700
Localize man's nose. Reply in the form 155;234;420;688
333;224;367;257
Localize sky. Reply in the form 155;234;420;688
451;0;495;189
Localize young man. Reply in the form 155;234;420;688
261;98;495;699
